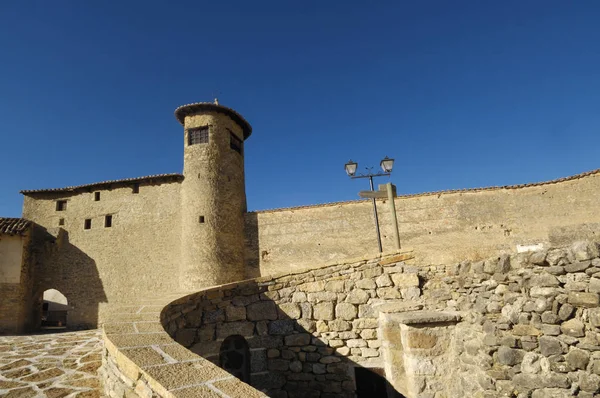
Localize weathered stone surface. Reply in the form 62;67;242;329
391;273;419;287
531;273;560;287
558;303;575;320
565;348;590;370
560;318;585;337
540;336;563;356
590;278;600;293
521;352;543;374
278;303;302;319
496;346;523;366
247;301;278;321
313;302;334;321
568;292;599;307
406;331;437;349
565;261;591;273
335;303;357;321
375;273;393;287
284;334;311;347
589;308;600;327
512;324;542;336
580;373;600;393
345;289;369;304
225;305;246;321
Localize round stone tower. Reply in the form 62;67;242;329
175;101;252;290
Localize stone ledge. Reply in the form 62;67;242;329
392;311;462;325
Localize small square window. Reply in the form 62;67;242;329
132;184;140;194
188;126;209;146
58;218;65;226
199;216;205;224
84;219;92;230
56;200;67;211
94;192;100;201
229;130;243;155
105;215;112;228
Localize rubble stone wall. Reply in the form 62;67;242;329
163;240;600;398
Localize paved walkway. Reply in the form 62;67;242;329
0;329;103;398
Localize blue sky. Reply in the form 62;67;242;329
1;1;599;217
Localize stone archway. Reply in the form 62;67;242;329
41;289;68;329
219;335;250;383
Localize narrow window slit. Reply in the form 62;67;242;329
84;219;92;230
105;215;112;228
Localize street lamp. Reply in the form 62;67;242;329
345;156;395;253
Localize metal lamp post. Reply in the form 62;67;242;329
345;157;395;253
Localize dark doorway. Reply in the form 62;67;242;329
355;367;405;398
219;335;251;383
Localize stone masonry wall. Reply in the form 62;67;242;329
245;170;599;278
22;180;182;328
163;240;600;398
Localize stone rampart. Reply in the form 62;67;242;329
152;240;600;398
245;169;600;277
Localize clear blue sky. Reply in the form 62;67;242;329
1;1;599;217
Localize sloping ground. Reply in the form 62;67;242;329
0;329;103;398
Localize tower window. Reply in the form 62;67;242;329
188;126;209;145
132;184;140;194
229;131;243;155
84;219;92;230
58;218;65;226
94;192;100;201
199;216;205;224
56;200;67;211
105;215;112;228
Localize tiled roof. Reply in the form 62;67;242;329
251;168;600;214
21;173;184;195
174;102;252;139
0;218;31;235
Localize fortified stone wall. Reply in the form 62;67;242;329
157;240;600;398
22;180;182;328
0;232;35;334
245;170;600;277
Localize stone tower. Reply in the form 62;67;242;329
175;101;252;290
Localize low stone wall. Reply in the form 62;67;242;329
100;293;267;398
161;241;600;398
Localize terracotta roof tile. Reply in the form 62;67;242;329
21;173;184;195
0;218;31;235
251;168;600;214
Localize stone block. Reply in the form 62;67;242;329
580;373;600;393
560;318;585;337
531;273;559;287
391;273;419;287
565;348;589;370
345;289;369;304
324;280;345;293
375;273;393;287
496;346;523;366
376;287;402;299
539;336;563;356
251;349;267;373
285;333;312;346
174;328;196;347
589;308;600;327
279;303;302;319
530;251;548;266
292;292;307;302
590;278;600;293
572;241;599;261
313;303;334;321
308;292;338;303
565;261;591;273
335;303;357;321
217;321;255;339
269;320;295;335
512;324;541;336
268;359;290;371
355;279;376;289
225;306;246;322
568;292;599;307
328;320;351;332
521;352;542;374
247;301;278;321
298;281;326;292
558;303;575;320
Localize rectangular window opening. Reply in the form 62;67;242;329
188;126;209;146
199;216;205;224
56;200;67;211
84;219;92;230
132;184;140;194
94;192;101;201
58;218;65;226
229;130;243;155
105;215;112;228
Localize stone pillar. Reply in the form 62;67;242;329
175;102;252;290
380;311;461;398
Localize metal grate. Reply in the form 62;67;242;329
188;126;209;145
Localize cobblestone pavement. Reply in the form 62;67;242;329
0;329;103;398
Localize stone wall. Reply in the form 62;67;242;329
162;240;600;398
0;231;35;334
245;170;600;277
22;180;182;328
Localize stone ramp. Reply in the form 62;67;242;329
0;329;103;397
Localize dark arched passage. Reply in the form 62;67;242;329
219;335;251;383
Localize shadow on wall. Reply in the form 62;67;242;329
29;225;107;331
161;280;405;398
244;212;261;279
